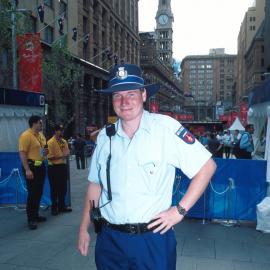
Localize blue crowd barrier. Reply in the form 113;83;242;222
0;153;267;221
173;158;267;221
0;152;71;207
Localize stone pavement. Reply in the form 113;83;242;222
1;159;270;270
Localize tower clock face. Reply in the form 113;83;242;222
158;14;169;25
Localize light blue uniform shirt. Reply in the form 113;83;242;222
88;110;211;224
240;132;254;153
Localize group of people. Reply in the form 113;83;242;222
199;124;254;160
18;117;72;230
68;126;100;170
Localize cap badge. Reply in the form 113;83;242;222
116;67;128;80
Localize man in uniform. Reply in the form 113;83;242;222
78;64;217;269
19;115;48;230
239;124;254;159
47;124;72;216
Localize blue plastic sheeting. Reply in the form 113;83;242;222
248;79;270;106
173;158;267;221
0;152;70;206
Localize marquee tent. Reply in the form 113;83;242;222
228;117;245;131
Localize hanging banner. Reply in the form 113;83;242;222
240;102;248;126
174;113;194;121
17;33;43;92
150;99;159;113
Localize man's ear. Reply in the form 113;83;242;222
142;89;147;102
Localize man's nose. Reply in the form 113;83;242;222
120;95;130;105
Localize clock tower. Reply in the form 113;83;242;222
155;0;174;66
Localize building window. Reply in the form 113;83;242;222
59;1;67;18
44;0;53;8
29;16;37;33
261;58;264;67
44;25;54;43
1;48;9;69
83;0;89;10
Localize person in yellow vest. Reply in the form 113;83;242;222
47;124;72;216
19;115;48;230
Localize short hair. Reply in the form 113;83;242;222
54;124;64;131
28;115;41;127
245;124;254;131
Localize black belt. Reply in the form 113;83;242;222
101;218;155;234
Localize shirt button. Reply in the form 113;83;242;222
150;170;154;175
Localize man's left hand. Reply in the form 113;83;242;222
147;206;184;234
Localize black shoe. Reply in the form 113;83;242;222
36;216;47;222
59;207;72;213
51;209;58;216
28;221;37;230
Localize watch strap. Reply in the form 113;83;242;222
177;204;187;216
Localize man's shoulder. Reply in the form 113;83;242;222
47;137;55;144
149;113;180;132
19;129;31;139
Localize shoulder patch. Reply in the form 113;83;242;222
176;126;195;144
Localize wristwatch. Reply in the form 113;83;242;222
176;204;188;216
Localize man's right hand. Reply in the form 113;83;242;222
25;169;33;180
78;229;90;256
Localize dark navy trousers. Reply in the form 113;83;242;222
95;226;177;270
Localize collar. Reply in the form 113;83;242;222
116;110;151;138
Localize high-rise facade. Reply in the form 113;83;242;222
236;0;265;102
181;50;237;120
5;0;140;135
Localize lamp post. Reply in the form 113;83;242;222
11;0;17;89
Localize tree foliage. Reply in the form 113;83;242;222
43;38;83;125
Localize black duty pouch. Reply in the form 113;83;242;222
90;200;102;234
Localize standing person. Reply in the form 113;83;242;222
73;134;86;169
232;129;242;158
222;130;232;158
18;115;48;230
47;124;72;216
239;124;254;159
77;64;216;270
207;133;223;158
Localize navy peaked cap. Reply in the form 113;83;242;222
97;64;160;97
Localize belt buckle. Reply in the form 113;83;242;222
128;224;141;234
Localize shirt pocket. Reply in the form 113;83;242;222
138;160;162;193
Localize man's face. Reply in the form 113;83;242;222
249;126;254;134
33;120;43;132
55;130;63;137
112;89;146;121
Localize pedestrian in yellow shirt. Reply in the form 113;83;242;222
47;124;72;216
18;115;48;230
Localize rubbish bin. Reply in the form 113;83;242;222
256;196;270;233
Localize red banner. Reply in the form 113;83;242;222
231;111;238;122
239;102;248;127
17;33;42;92
150;99;159;113
162;111;173;117
174;113;194;121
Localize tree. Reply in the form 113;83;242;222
43;38;83;133
0;0;32;88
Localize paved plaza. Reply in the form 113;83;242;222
1;159;270;270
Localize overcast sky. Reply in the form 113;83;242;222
139;0;255;61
